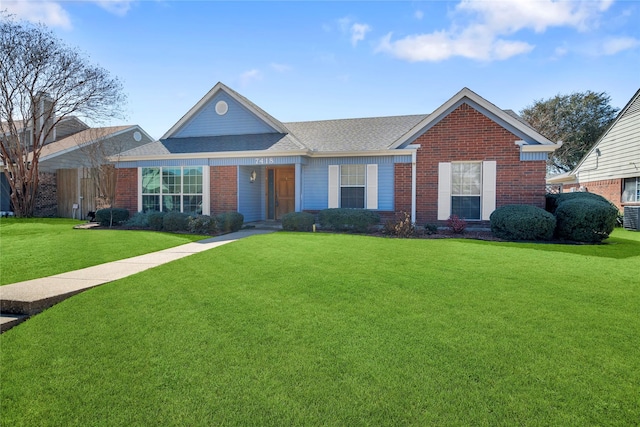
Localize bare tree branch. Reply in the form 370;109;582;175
1;13;126;217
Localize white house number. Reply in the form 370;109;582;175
255;157;275;164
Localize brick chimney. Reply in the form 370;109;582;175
34;92;56;145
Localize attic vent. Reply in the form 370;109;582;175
215;101;228;116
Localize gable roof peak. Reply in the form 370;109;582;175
389;86;557;149
161;82;291;140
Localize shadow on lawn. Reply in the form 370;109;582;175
462;235;640;260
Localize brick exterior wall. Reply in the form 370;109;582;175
34;172;57;217
563;179;623;211
394;163;413;216
210;166;238;213
114;168;138;216
401;103;547;224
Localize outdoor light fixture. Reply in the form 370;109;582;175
249;170;257;183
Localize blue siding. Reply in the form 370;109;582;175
238;166;265;221
174;92;276;138
520;152;548;161
302;157;395;211
377;164;394;211
210;156;304;167
302;160;328;210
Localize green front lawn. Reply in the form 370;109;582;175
1;230;639;425
0;218;207;285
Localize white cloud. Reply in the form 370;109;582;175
456;0;614;33
377;0;615;62
337;17;371;47
377;28;533;62
601;36;640;55
415;10;424;21
270;63;291;73
238;69;263;87
93;0;134;17
350;22;371;47
3;0;135;29
3;0;72;29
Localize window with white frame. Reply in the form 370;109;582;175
328;164;378;210
340;164;365;208
438;161;496;221
622;177;640;203
141;166;203;214
451;162;482;220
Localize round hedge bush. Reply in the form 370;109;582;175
162;211;190;232
546;191;613;214
555;198;618;243
215;211;244;233
490;204;556;241
282;212;315;232
95;208;130;226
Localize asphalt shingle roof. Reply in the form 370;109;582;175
120;109;534;157
121;133;301;157
283;115;428;152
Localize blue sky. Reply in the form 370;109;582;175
5;0;640;139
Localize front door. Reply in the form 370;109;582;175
266;167;295;220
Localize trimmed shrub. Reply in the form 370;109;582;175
187;215;219;234
490;204;556;241
162;212;190;232
95;208;130;227
124;212;150;229
424;223;439;235
446;215;467;234
546;192;614;214
383;211;415;238
318;208;380;233
282;212;315;232
147;211;166;231
555;198;618;243
216;211;244;233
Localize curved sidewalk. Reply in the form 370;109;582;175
0;228;275;332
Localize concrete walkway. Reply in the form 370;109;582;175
0;228;276;332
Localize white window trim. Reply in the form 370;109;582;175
328;164;378;210
437;161;496;221
138;166;209;215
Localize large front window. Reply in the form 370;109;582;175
340;164;365;208
141;167;203;214
623;177;640;203
451;162;481;220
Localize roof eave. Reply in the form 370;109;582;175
389;87;557;149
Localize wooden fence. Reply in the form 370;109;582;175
56;167;115;219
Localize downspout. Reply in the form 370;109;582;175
295;163;302;212
407;144;421;224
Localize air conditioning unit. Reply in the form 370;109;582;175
623;206;640;231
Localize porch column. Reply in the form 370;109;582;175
295;163;302;212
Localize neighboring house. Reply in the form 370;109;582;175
114;82;559;225
547;89;640;212
1;116;153;217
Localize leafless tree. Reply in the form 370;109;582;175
0;13;126;217
75;126;126;226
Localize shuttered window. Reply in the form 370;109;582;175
438;161;496;221
328;164;378;209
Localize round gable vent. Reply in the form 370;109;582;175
215;100;229;116
133;131;142;142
